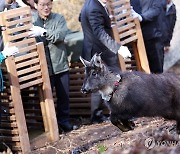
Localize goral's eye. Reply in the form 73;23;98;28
92;71;97;76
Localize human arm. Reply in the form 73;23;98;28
0;43;19;63
29;14;68;44
88;8;131;58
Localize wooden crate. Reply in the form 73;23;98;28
0;6;59;153
108;0;150;73
69;62;91;116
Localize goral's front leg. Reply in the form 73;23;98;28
110;115;133;132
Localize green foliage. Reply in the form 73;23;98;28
97;144;108;153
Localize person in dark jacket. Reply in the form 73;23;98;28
131;0;164;73
79;0;131;123
164;0;176;52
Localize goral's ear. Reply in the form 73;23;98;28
92;53;103;68
80;56;90;67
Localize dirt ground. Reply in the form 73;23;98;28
30;61;180;154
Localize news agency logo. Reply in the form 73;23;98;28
144;137;180;150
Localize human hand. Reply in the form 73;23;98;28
131;8;142;22
118;46;131;59
28;26;47;37
2;43;19;57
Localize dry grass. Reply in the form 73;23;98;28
52;0;85;31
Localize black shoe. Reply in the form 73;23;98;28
58;122;78;133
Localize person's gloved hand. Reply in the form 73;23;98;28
131;8;142;22
28;26;47;37
2;43;19;57
118;46;132;59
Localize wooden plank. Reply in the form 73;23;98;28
134;18;150;73
8;31;30;42
120;35;137;45
116;16;134;27
19;72;42;83
6;23;32;35
0;136;20;142
70;98;90;102
70;74;84;79
4;7;31;19
4;57;31;153
15;51;38;62
113;4;131;16
117;23;135;33
20;78;43;89
119;29;136;39
0;129;19;135
19;45;37;53
0;122;17;127
16;58;40;69
6;16;32;27
110;0;126;7
36;43;59;141
11;37;36;48
17;65;41;76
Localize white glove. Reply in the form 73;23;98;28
131;8;142;22
2;43;19;57
28;26;47;37
118;46;131;59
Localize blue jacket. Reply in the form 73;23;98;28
0;52;5;91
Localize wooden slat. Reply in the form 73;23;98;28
11;37;36;48
19;45;37;53
8;31;30;42
116;16;134;27
16;58;40;69
0;122;17;128
0;129;19;135
6;23;32;35
0;136;20;142
70;74;84;79
111;0;126;7
119;29;136;39
4;7;31;19
20;78;43;89
6;16;32;27
70;98;90;102
19;72;42;83
70;103;90;108
70;80;83;85
117;22;135;33
69;67;84;73
17;65;41;76
114;8;131;16
15;51;38;62
113;4;130;15
120;35;137;45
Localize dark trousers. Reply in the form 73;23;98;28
50;71;70;125
144;38;164;73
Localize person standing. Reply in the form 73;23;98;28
131;0;164;73
79;0;131;123
164;0;176;52
29;0;76;132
